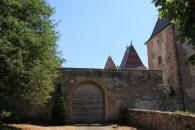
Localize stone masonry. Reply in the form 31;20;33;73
146;18;195;112
127;109;195;130
50;68;182;123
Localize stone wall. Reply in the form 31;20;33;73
177;43;195;112
127;109;195;130
146;25;195;112
54;68;173;123
20;67;193;123
146;25;182;96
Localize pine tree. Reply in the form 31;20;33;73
51;83;69;125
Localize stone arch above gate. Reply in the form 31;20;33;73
68;78;108;123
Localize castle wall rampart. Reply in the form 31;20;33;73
56;68;179;123
20;68;186;123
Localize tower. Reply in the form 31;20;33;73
145;17;195;111
145;17;182;93
104;56;117;70
120;42;146;70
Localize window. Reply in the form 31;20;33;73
158;56;162;64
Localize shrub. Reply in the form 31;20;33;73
170;111;194;120
0;109;11;122
0;108;22;123
51;83;69;125
51;96;69;125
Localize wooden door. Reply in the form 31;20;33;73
72;82;104;123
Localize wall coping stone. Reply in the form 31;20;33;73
128;109;195;117
127;109;195;130
59;68;163;80
59;67;163;72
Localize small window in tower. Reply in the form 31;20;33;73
157;40;160;45
158;56;162;64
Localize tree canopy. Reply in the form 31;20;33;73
0;0;63;106
152;0;195;64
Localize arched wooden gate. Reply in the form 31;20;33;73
71;82;105;123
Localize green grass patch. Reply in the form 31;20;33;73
170;111;194;120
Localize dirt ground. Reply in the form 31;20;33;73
1;124;138;130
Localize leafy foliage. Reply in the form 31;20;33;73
0;0;64;105
0;109;11;122
0;107;23;123
170;111;194;120
152;0;195;64
51;83;69;125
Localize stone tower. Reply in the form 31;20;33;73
145;17;179;94
145;17;195;112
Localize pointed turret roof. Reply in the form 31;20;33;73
104;56;117;70
145;17;171;44
120;43;146;69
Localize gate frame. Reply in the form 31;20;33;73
68;78;109;123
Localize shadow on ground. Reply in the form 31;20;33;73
0;124;21;130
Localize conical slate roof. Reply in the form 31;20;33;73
145;17;171;44
120;44;146;69
104;56;117;69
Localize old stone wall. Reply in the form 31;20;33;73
147;25;182;96
54;68;177;123
18;65;194;123
127;109;195;130
146;25;192;111
177;43;195;112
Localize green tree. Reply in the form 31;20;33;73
51;83;69;125
0;0;63;106
152;0;195;64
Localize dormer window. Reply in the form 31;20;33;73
158;56;162;64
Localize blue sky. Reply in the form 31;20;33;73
47;0;159;69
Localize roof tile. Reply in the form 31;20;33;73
120;44;146;69
104;56;117;69
145;17;171;44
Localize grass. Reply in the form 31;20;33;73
170;111;194;120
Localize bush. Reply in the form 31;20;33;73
0;108;22;123
170;111;194;120
0;109;11;122
51;83;69;125
51;96;69;125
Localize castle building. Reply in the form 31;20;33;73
145;17;195;112
20;17;195;124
